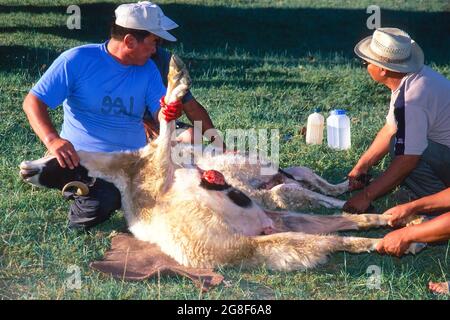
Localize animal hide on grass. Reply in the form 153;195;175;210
90;233;224;292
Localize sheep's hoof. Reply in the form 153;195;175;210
405;215;427;227
406;242;427;255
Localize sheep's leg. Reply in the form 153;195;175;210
264;211;389;234
338;237;434;256
149;55;191;194
339;212;428;229
263;183;345;211
335;237;426;255
229;232;376;271
241;233;375;271
281;166;349;196
241;232;358;271
241;233;425;271
265;210;428;234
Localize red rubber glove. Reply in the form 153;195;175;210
160;96;183;122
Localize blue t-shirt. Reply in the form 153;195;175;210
30;42;166;152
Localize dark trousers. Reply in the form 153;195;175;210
391;139;450;198
65;179;121;230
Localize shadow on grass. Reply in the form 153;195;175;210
194;78;308;90
1;2;450;68
0;45;60;73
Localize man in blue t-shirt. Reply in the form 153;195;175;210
23;2;215;230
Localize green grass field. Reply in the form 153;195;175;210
1;0;450;300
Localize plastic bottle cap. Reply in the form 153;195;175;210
335;109;346;115
314;108;321;113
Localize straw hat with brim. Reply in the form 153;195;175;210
354;27;424;73
115;1;178;42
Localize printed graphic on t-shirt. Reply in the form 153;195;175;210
101;96;135;116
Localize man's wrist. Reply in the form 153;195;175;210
362;187;376;202
403;202;419;216
355;160;370;173
43;132;59;147
401;225;418;243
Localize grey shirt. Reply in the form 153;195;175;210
387;66;450;155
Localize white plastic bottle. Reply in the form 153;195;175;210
305;108;324;145
327;109;351;150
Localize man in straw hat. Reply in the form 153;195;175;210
22;1;220;230
344;27;450;214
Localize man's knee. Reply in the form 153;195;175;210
389;139;449;197
96;184;121;213
421;140;450;186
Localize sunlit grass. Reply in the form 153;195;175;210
0;0;449;299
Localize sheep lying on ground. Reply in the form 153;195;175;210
19;56;425;271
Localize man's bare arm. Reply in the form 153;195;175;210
23;93;79;169
357;124;396;168
183;98;214;134
405;211;450;243
364;155;420;200
407;188;450;214
344;154;420;213
384;187;450;227
183;98;225;148
348;124;397;189
377;211;450;256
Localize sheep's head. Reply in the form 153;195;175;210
19;156;95;196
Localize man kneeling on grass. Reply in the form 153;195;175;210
22;2;221;231
343;28;450;214
375;187;450;295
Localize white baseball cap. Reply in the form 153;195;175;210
115;1;178;42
